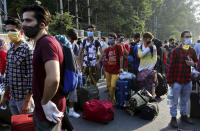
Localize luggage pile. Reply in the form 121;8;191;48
115;72;160;120
79;76;114;124
79;71;164;124
76;75;99;110
115;72;136;108
125;89;159;120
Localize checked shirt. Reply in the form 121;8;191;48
5;41;33;101
167;45;198;85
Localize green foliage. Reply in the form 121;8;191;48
156;0;200;41
7;0;35;17
6;0;200;42
90;0;162;37
48;12;74;36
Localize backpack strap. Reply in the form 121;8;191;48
83;39;100;54
116;44;120;62
106;47;110;59
137;92;148;104
82;39;87;49
37;35;50;63
94;40;100;53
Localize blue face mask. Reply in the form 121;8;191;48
184;38;192;45
108;40;115;45
87;31;93;37
119;38;124;43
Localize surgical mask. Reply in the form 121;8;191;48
87;31;93;37
108;40;114;45
23;24;41;38
8;32;21;43
184;38;192;45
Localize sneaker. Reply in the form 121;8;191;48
68;108;80;118
181;115;193;124
170;117;178;128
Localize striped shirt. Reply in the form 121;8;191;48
138;44;157;71
5;41;33;101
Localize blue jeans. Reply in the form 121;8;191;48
170;82;192;117
33;112;61;131
9;98;35;115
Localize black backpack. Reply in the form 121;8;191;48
138;102;159;120
82;39;100;53
155;73;168;97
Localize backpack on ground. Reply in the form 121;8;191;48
77;84;99;110
82;99;114;124
155;73;168;97
138;102;159;120
125;89;152;116
76;76;99;110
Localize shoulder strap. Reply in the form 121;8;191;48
37;35;49;43
37;35;49;63
137;91;148;104
106;47;110;59
116;44;120;62
95;40;100;53
83;39;86;49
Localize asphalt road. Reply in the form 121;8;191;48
69;78;200;131
0;78;200;131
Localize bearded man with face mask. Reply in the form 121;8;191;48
22;5;66;130
1;17;34;115
167;31;198;128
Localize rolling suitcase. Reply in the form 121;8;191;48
190;90;200;118
190;79;200;118
11;114;35;131
115;80;130;107
82;99;114;124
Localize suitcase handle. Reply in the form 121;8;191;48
27;114;33;117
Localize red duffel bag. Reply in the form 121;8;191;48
82;99;114;124
11;113;35;131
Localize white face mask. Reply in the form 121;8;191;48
184;38;192;45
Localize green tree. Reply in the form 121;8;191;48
90;0;162;37
48;12;74;35
156;0;200;41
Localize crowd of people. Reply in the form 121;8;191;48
0;4;199;131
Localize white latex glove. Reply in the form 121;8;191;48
41;101;64;123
